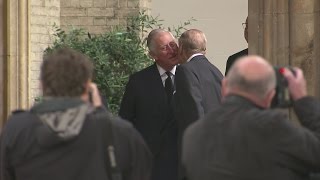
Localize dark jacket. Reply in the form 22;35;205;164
225;48;248;75
174;55;223;180
174;55;223;141
182;95;320;180
0;98;152;180
119;63;178;180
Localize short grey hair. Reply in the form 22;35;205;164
179;29;207;55
147;29;170;54
227;58;276;100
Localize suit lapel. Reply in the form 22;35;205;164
149;63;174;130
148;63;168;107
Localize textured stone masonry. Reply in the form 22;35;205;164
28;0;150;104
61;0;150;34
29;0;60;104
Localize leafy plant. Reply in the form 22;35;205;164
45;11;195;114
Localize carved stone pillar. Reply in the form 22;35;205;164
0;0;30;128
249;0;320;97
0;0;6;127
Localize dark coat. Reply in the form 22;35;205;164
174;55;223;139
119;63;178;180
0;99;152;180
225;48;248;75
174;55;223;179
183;95;320;180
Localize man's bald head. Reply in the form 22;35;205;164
226;55;276;101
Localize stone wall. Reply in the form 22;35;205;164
28;0;151;104
61;0;151;34
30;0;60;104
248;0;320;97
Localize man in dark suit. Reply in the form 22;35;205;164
225;17;248;75
119;29;179;180
183;55;320;180
174;29;223;179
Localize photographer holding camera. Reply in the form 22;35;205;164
0;48;152;180
182;55;320;180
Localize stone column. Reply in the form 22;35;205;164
0;0;7;127
249;0;320;97
0;0;30;127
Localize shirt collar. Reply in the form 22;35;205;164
156;64;176;76
186;53;204;62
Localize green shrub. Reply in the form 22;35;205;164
45;11;194;114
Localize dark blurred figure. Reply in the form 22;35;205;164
225;17;248;75
183;55;320;180
0;48;152;180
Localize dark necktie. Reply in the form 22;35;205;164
165;71;174;103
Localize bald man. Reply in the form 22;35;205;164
182;55;320;180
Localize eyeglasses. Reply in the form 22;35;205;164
242;22;247;29
159;41;178;51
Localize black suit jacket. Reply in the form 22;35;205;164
225;48;248;75
119;63;177;180
174;55;223;135
183;95;320;180
174;55;223;180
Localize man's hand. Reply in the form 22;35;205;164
89;83;102;107
282;67;307;100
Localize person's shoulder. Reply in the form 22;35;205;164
228;48;248;60
184;118;204;138
92;107;130;126
245;108;288;130
110;115;135;131
110;116;149;149
188;55;213;69
2;109;38;138
186;54;206;65
6;109;35;126
130;64;156;78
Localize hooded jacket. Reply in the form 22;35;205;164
0;98;152;180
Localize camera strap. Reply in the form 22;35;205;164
96;111;122;180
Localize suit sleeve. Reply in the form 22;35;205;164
175;66;204;128
268;97;320;173
119;76;136;124
294;96;320;133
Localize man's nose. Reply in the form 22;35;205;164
168;43;177;53
167;46;174;53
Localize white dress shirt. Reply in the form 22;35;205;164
156;64;176;86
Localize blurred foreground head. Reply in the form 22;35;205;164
41;48;93;97
223;55;276;108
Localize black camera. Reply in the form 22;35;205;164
271;66;295;108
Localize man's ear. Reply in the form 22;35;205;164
81;79;92;102
148;51;157;60
221;78;229;99
265;89;276;108
84;79;92;94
